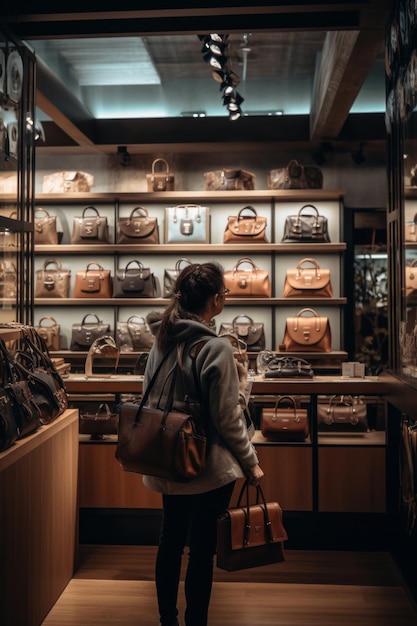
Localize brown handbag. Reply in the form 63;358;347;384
218;314;265;352
224;258;271;297
84;335;120;377
34;208;59;244
117;206;159;244
146;158;175;192
116;315;154;352
204;168;256;191
79;402;119;439
71;206;110;244
35;259;71;298
317;394;369;432
163;257;192;298
281;204;330;243
281;308;332;352
267;159;323;190
70;314;111;351
113;260;160;298
34;316;61;350
261;395;309;441
74;262;112;298
283;258;333;298
223;206;269;243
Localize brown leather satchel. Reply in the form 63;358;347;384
267;159;323;190
219;314;265;352
117;206;159;244
113;260;160;298
283;258;333;298
74;262;112;298
34;316;61;350
223;206;269;243
317;394;369;431
116;315;154;352
34;208;59;245
281;204;330;243
281;308;331;352
35;259;71;298
146;158;175;192
224;258;271;297
71;206;109;244
79;402;119;439
204;168;256;191
261;395;309;441
70;314;111;351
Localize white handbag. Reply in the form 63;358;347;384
165;205;209;243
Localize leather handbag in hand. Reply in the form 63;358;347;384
264;356;314;378
282;204;330;243
223;206;269;244
163;257;192;298
224;258;271;297
117;206;159;244
204;168;256;191
0;261;17;298
71;206;110;244
35;258;71;298
79;402;119;439
267;159;323;190
280;308;331;352
116;315;154;352
219;314;265;352
34;208;59;244
165;205;209;243
70;314;111;351
283;257;333;298
405;214;417;242
74;262;112;298
317;394;369;432
146;158;175;191
216;479;287;571
262;395;309;441
34;316;61;350
113;260;160;298
85;335;120;377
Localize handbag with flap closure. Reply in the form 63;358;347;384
146;158;175;192
281;308;331;352
116;315;154;352
261;395;309;441
223;205;268;243
74;262;112;298
283;257;333;298
165;205;209;243
219;314;265;352
282;204;330;243
117;206;159;244
70;313;111;351
113;260;160;298
34;316;60;351
35;258;71;298
224;258;271;297
71;206;109;244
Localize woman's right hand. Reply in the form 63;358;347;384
247;464;264;486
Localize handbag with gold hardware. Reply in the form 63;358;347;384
71;206;110;244
317;395;369;432
146;158;175;192
35;259;71;298
283;257;333;298
84;335;120;377
267;159;323;190
113;260;160;298
261;395;309;441
70;314;111;351
79;402;119;439
34;208;59;245
74;262;112;298
224;258;271;297
117;206;159;244
165;205;209;243
204;169;256;191
282;204;330;243
116;315;154;352
34;316;61;351
280;308;331;352
219;314;265;352
223;206;268;243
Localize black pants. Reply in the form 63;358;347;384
156;481;235;626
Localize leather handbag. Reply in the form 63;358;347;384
224;258;271;297
34;316;61;351
405;260;417;301
280;308;332;352
113;260;160;298
117;206;159;244
35;258;71;298
317;394;369;432
74;262;112;298
283;257;333;298
116;315;154;352
204;169;256;191
216;479;287;571
84;335;120;377
42;170;94;193
71;206;109;244
405;214;417;242
34;208;59;244
282;204;330;243
165;205;209;243
261;395;309;441
146;158;175;191
219;314;265;352
223;206;269;244
116;344;207;482
79;402;119;439
267;159;323;190
264;356;314;378
163;257;192;298
0;261;17;298
0;382;19;452
70;314;111;351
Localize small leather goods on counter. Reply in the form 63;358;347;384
280;308;331;352
405;259;417;301
79;403;119;439
165;204;209;243
216;479;287;571
264;356;314;378
267;159;323;190
146;157;175;192
113;260;160;298
70;313;111;351
219;314;265;352
35;258;71;298
84;335;120;377
261;395;309;441
71;206;109;244
0;261;17;298
204;168;256;191
163;257;192;298
317;394;369;432
282;204;330;243
116;315;154;352
117;206;159;244
42;170;94;193
34;208;59;245
405;214;417;242
74;262;112;298
34;316;61;351
224;257;271;297
223;205;268;243
283;257;333;298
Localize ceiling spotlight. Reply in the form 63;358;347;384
351;143;366;165
117;146;131;166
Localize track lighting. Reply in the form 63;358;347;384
117;146;131;166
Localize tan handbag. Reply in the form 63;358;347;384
261;395;309;441
405;214;417;242
34;316;61;351
317;395;369;431
35;259;71;298
223;206;268;243
74;262;112;298
71;206;109;244
204;168;256;191
117;206;159;244
146;158;175;191
34;208;59;245
42;170;94;193
283;258;333;298
224;258;271;297
281;308;331;352
85;335;120;377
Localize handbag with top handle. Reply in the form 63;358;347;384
317;394;369;432
74;262;112;298
283;257;333;298
84;335;120;377
34;316;61;351
117;206;159;244
146;158;175;192
219;314;265;352
282;204;330;243
34;208;59;245
116;315;154;352
113;260;160;298
204;169;256;191
165;205;209;243
163;257;192;298
224;258;271;297
267;159;323;190
71;206;109;244
280;308;331;352
35;258;71;298
223;205;268;243
261;395;309;441
70;314;111;351
79;402;119;439
264;356;314;378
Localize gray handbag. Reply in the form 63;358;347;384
165;205;209;243
282;204;330;243
113;260;160;298
163;257;192;298
116;315;154;352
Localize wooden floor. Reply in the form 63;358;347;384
42;546;417;626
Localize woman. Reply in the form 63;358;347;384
143;262;264;626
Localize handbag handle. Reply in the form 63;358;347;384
231;314;255;326
90;403;113;420
35;208;52;219
37;316;58;327
324;394;359;426
81;313;102;325
296;258;321;277
237;206;258;219
151;158;169;176
43;258;62;271
126;315;147;325
84;262;104;272
293;308;321;332
232;257;259;272
273;395;303;422
123;260;145;275
175;258;192;272
82;206;100;217
235;479;275;545
297;204;320;218
128;206;149;221
85;336;120;377
172;205;202;224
